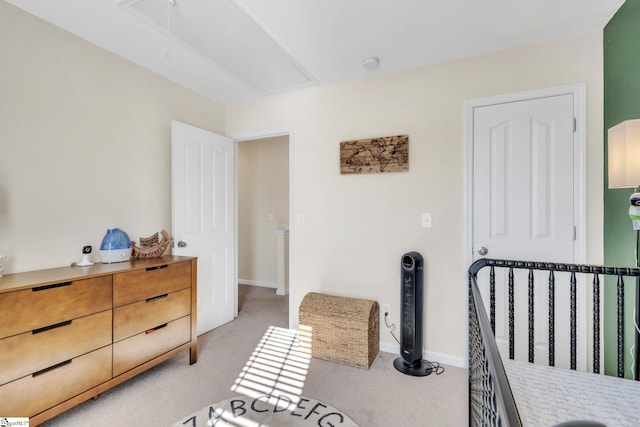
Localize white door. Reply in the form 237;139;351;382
172;120;235;335
471;93;582;368
473;94;575;262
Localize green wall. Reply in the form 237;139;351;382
604;0;640;378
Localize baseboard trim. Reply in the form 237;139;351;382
379;341;466;369
422;350;466;369
238;279;277;289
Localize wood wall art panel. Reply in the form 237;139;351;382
340;134;409;174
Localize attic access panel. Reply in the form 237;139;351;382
118;0;316;94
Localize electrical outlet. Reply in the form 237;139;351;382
382;304;391;317
421;212;432;228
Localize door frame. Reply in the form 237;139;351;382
232;126;295;329
463;82;587;368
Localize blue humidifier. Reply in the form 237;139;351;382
100;228;132;263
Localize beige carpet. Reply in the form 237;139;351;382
40;285;468;426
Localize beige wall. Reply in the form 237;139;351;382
226;32;604;365
0;2;225;273
238;136;289;286
0;0;605;365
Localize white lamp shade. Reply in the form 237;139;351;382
608;119;640;189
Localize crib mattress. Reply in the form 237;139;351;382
504;359;640;427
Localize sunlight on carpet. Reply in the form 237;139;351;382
171;325;359;426
231;325;311;401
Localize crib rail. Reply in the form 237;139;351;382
469;268;521;427
468;258;640;427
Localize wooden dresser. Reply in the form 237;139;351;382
0;256;197;425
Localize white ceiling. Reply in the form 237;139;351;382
7;0;625;105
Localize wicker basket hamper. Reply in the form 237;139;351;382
299;292;379;369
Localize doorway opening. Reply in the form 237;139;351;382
235;129;294;328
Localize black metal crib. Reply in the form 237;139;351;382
468;258;640;427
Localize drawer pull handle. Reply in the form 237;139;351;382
146;264;168;271
33;359;72;377
146;293;169;303
33;281;72;292
146;323;168;334
33;320;72;334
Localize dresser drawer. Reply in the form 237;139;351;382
0;345;112;417
0;310;112;386
113;316;191;376
0;276;112;338
113;288;191;342
113;261;191;307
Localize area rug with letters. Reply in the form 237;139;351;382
171;394;358;427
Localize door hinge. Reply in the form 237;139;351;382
573;117;577;133
574;226;577;241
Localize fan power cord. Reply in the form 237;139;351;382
384;309;400;344
383;310;445;375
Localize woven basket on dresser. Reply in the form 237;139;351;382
299;292;379;369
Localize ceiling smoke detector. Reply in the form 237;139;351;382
362;56;380;71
